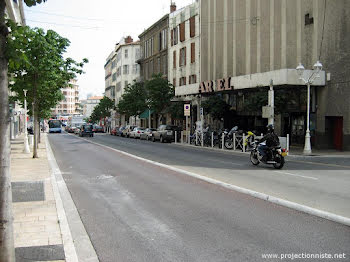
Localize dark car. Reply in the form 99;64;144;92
152;125;182;143
79;124;94;137
110;126;119;136
93;125;104;133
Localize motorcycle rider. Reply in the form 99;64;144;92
258;124;279;162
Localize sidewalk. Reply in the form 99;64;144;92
11;133;68;262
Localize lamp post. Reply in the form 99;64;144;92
296;61;323;155
23;89;30;153
146;99;151;128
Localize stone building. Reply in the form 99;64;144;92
174;0;349;150
51;79;80;117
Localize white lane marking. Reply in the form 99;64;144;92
63;134;350;227
274;171;319;180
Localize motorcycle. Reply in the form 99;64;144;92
223;126;243;149
249;141;287;169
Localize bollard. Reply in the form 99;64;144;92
242;134;246;152
221;133;224;150
201;132;204;147
175;131;177;144
286;134;290;155
196;131;198;145
211;132;214;148
28;134;34;147
181;131;183;144
233;133;236;151
188;131;190;144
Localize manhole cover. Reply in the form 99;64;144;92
12;181;45;202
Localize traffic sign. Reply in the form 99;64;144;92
184;104;191;116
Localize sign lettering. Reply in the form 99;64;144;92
199;77;233;94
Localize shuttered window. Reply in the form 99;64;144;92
190;16;195;37
179;47;186;66
180;22;185;42
171;30;174;46
173;51;176;68
191;43;195;63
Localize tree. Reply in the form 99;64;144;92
7;22;87;158
1;1;49;260
202;95;231;120
144;74;174;124
89;96;114;124
166;102;185;120
117;80;147;121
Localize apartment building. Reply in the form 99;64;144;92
51;79;80;117
82;96;103;119
169;1;200;125
104;36;141;127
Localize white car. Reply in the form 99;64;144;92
129;127;145;139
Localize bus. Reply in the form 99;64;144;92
48;120;62;133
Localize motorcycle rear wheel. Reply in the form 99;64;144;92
273;154;285;169
250;151;260;165
224;139;233;149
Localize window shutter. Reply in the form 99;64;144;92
171;29;174;46
173;51;176;68
191;43;195;63
190;16;195;37
184;47;187;65
180;22;185;42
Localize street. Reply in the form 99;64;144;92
47;132;350;262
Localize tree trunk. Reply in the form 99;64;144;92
0;0;15;260
32;79;38;158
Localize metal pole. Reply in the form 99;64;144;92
181;131;183;144
287;134;290;155
175;131;177;144
243;134;246;152
148;108;151;128
221;133;224;150
211;132;214;148
23;90;30;153
268;80;274;126
303;82;312;155
201;132;204;147
233;133;236;151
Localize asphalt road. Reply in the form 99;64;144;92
49;133;350;262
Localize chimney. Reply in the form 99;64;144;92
170;2;176;13
125;36;133;44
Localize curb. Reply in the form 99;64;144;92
46;134;99;262
79;135;350;227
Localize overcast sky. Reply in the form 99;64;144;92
24;0;195;100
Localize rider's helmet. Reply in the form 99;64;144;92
266;124;274;133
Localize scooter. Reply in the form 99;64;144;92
249;141;287;169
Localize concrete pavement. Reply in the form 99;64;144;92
10;132;97;262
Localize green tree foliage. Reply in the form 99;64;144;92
117;80;147;118
144;74;174;114
202;95;231;120
166;102;185;120
243;89;268;113
6;22;87;157
89;96;114;123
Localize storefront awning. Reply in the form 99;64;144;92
139;109;153;119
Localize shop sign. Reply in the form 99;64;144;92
199;77;234;94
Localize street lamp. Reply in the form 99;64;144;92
23;89;30;153
296;61;323;155
146;99;151;128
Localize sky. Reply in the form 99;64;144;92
24;0;195;100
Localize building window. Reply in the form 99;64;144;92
180;22;185;42
179;47;186;67
125;49;128;58
162;55;167;75
117;67;121;77
172;27;178;46
189;74;197;84
305;13;314;26
173;78;176;87
112;60;116;68
135;48;140;60
149;60;153;77
191;43;195;63
123;65;129;75
112;73;117;81
190;16;195;37
157;57;161;73
124;81;128;87
173;51;176;68
179;77;186;86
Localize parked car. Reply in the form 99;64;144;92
93;125;104;133
129;127;145;138
74;126;80;135
67;126;76;133
79;124;94;137
122;125;137;138
152;125;182;143
117;126;126;136
110;126;119;136
140;128;157;140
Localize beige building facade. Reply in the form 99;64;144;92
196;0;349;150
51;79;80;117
